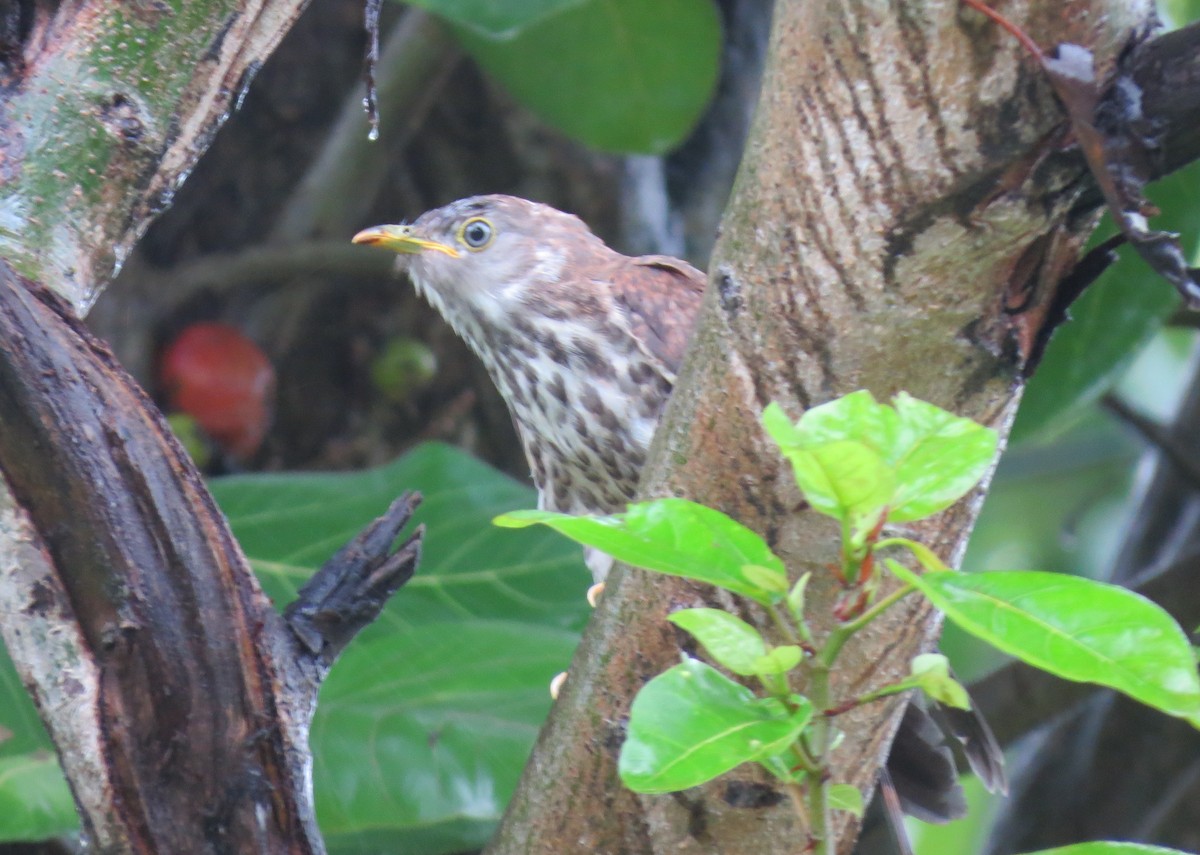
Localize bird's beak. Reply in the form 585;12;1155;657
351;224;459;258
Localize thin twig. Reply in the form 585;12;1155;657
1101;392;1200;491
137;240;399;299
269;9;459;243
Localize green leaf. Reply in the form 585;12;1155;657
457;0;721;153
1012;158;1200;444
669;609;767;677
219;443;590;632
752;646;803;676
786;572;811;624
1022;844;1197;855
403;0;587;38
888;392;998;521
783;440;894;529
313;621;576;852
883;537;952;573
827;783;864;818
0;754;76;841
214;443;591;852
497;498;787;605
786;390;901;451
766;400;892;528
765;392;996;528
1162;0;1200;26
743;564;790;594
761;401;803;448
619;658;812;793
909;653;971;711
0;643;73;843
885;562;1200;727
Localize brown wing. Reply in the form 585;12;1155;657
609;255;706;374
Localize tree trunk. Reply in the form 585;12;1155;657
0;2;371;851
487;2;1157;852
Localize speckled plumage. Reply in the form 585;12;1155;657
364;195;705;578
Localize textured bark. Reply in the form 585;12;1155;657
0;1;386;851
487;2;1158;853
0;267;321;852
0;261;422;849
0;0;311;314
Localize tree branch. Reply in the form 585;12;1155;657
0;265;424;850
286;493;423;670
0;267;321;851
0;2;427;848
488;2;1158;853
0;0;313;313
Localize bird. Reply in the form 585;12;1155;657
352;194;705;581
352;194;1005;824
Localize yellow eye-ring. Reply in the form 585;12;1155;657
458;217;495;250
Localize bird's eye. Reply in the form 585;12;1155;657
459;217;494;250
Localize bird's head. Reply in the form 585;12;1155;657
353;195;606;319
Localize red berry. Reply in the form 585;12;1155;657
158;323;275;460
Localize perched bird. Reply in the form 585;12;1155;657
353;195;705;580
353;194;1004;823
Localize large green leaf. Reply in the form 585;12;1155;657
1162;0;1200;25
496;498;788;604
1012;158;1200;443
403;0;587;38
457;0;721;154
213;443;590;852
0;647;53;760
0;443;588;851
215;442;590;634
0;645;72;843
886;563;1200;727
0;755;77;842
619;658;812;793
313;621;577;853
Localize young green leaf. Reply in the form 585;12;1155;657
753;646;804;676
783;440;894;528
760;401;802;449
743;564;790;595
763;398;894;528
763;392;996;527
784;390;900;452
756;751;796;783
786;571;811;626
887;392;998;522
910;653;971;711
496;498;787;604
619;658;813;794
879;536;952;573
1022;844;1196;855
885;562;1200;727
669;609;766;676
827;783;864;818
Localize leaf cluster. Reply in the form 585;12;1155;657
500;391;1200;855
